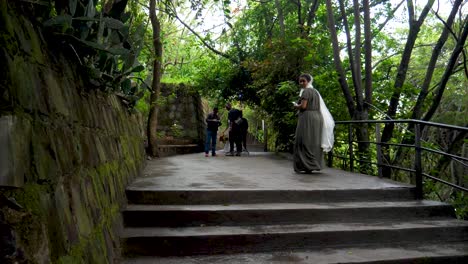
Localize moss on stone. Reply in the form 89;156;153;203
20;16;45;64
30;122;60;182
10;183;48;220
54;202;120;264
45;70;69;116
51;126;75;172
3;184;52;263
71;187;92;238
94;136;108;164
2;5;145;262
0;1;19;56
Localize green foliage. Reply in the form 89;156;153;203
135;90;151;118
41;0;148;108
258;81;298;151
452;192;468;220
170;122;184;138
424;180;468;220
187;0;347;151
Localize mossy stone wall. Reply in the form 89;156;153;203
157;83;206;146
0;1;145;263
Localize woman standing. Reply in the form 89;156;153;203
293;74;324;173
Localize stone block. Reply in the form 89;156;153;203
30;122;60;182
70;183;92;238
9;58;47;113
52;126;77;173
79;131;100;168
81;96;94;128
44;70;69;117
86;231;108;264
101;107;114;133
0;116;30;187
94;136;108;164
53;183;78;249
19;16;45;64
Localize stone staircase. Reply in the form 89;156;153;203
120;187;468;263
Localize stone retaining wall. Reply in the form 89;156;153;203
156;83;206;156
0;1;145;263
157;83;206;145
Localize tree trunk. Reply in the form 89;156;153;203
382;0;435;141
305;0;320;36
336;0;372;173
275;0;285;39
412;0;462;120
363;0;372;109
147;0;163;157
296;0;303;35
338;0;360;100
422;19;468;123
380;0;435;178
352;0;364;109
429;128;467;183
391;0;463;169
358;0;372;174
325;0;355;117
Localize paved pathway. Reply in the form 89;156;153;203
128;152;411;191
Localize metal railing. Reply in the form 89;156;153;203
328;119;468;199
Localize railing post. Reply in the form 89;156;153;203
327;151;333;168
414;124;423;199
262;120;268;152
349;124;354;172
376;123;383;178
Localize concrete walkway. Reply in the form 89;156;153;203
128;152;411;191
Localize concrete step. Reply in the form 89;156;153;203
121;241;468;263
121;219;468;256
123;200;455;227
125;188;416;205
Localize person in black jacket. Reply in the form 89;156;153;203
205;107;221;157
225;103;243;156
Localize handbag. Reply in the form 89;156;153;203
234;117;243;125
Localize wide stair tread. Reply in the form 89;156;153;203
123;200;456;227
125;200;451;211
125;187;417;204
123;219;468;237
121;219;468;256
121;241;468;264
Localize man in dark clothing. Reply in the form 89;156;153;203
205;107;221;157
225;103;243;156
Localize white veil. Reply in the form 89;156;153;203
302;82;335;152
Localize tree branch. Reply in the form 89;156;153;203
412;0;463;120
326;0;355;117
422;17;468;122
305;0;320;34
373;0;405;38
172;13;236;63
363;0;373;106
407;0;415;23
382;0;435;142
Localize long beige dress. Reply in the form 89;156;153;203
294;88;323;172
